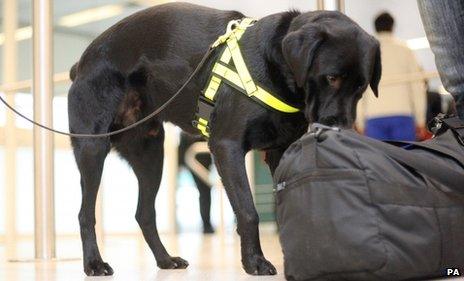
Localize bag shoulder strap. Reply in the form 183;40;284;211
387;133;464;165
363;134;464;189
443;116;464;144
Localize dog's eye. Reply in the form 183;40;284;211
326;75;343;87
326;75;338;83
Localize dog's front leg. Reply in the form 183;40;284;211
210;139;277;275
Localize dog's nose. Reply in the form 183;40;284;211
319;116;338;126
319;116;349;127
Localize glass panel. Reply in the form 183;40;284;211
102;153;140;233
16;147;33;234
14;93;32;129
54;149;81;234
0;93;5;126
0;148;4;234
52;96;69;131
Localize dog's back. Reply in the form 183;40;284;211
70;2;242;82
68;2;243;137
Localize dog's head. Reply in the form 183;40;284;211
282;11;381;128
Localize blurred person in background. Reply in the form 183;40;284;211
178;133;214;234
356;12;427;141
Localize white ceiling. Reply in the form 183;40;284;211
0;0;146;38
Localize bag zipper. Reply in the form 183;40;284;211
275;169;362;192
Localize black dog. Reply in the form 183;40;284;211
68;2;381;276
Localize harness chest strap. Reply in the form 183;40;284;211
211;63;302;113
194;18;300;137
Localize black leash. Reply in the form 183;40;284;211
0;46;215;138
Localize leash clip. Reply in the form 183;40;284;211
227;19;241;32
211;19;241;49
210;18;257;49
309;123;341;141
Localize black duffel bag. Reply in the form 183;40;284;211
274;116;464;281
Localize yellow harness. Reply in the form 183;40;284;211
194;18;301;137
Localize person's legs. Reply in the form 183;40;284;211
365;117;391;140
190;153;214;234
178;133;214;233
390;116;416;141
417;0;464;120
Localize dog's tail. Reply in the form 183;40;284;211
69;62;78;82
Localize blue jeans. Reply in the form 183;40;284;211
365;116;416;141
417;0;464;120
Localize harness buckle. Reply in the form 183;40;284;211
197;96;214;117
193;96;216;137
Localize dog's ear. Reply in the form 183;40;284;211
282;24;325;88
369;44;382;97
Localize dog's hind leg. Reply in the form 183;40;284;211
73;138;112;276
68;68;125;276
116;125;189;270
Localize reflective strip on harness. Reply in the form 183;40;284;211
212;63;300;113
204;75;222;101
196;118;210;138
194;18;301;137
226;38;257;95
212;63;242;89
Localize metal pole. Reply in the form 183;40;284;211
335;0;345;13
319;0;345;12
33;0;56;259
3;0;18;261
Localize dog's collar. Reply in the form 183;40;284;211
194;18;301;137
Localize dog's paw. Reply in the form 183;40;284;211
243;255;277;275
84;260;114;276
157;256;189;269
